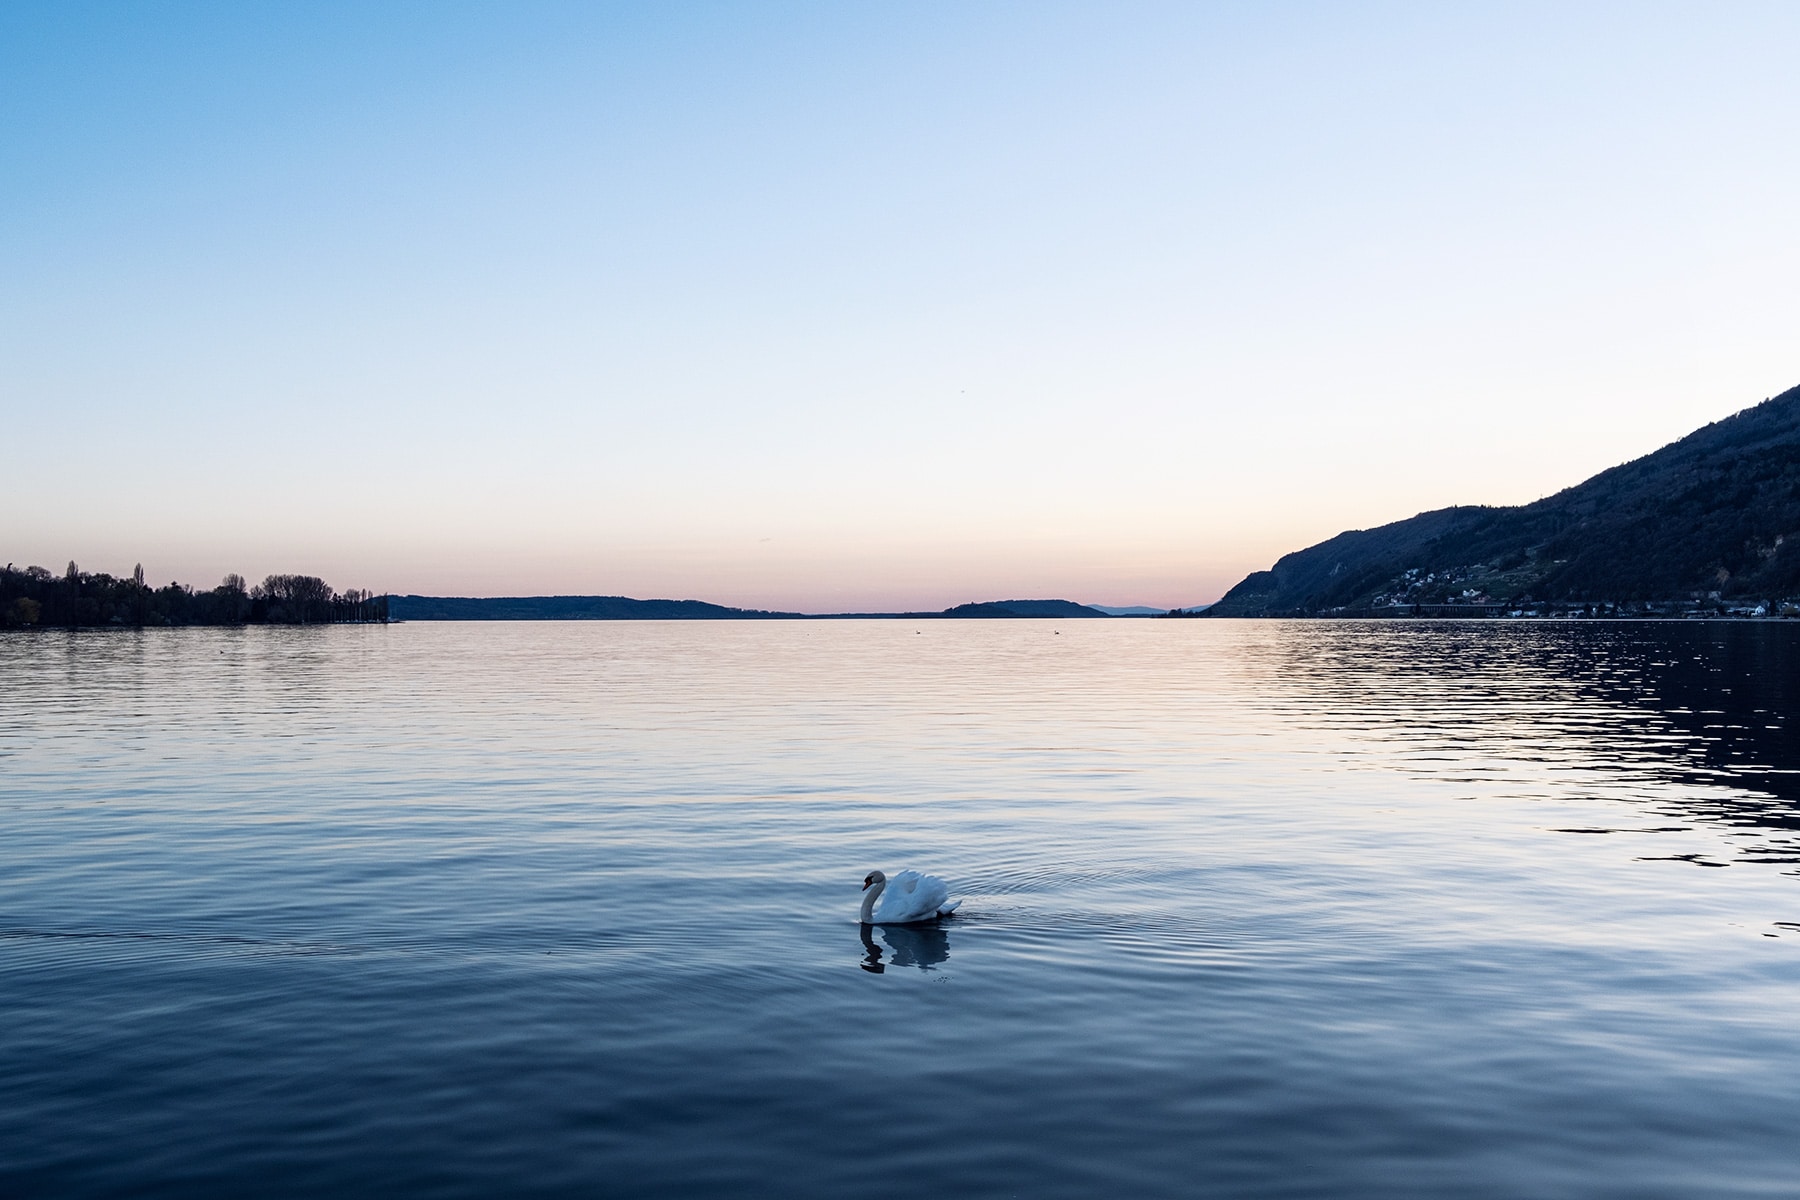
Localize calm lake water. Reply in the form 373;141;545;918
4;619;1800;1198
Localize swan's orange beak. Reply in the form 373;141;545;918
861;877;872;890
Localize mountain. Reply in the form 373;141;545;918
1209;383;1800;616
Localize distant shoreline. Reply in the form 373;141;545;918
8;615;1797;631
4;565;1213;630
383;595;1176;622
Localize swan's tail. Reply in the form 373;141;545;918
937;899;962;917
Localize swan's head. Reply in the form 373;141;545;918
862;870;886;891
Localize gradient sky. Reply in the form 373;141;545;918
4;3;1797;611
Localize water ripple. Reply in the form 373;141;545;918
3;621;1800;1198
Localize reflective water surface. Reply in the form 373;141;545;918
3;620;1799;1197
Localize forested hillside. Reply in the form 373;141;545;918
1210;383;1800;616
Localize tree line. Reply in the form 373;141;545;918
1;562;389;628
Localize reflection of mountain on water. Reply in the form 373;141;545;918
1581;624;1798;798
859;922;951;973
1550;623;1800;865
1462;622;1800;809
1278;622;1800;866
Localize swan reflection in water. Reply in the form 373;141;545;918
859;921;951;973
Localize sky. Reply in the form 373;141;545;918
3;2;1797;612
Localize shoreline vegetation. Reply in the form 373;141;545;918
1;563;388;629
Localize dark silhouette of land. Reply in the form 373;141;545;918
819;599;1110;620
1209;382;1800;617
1;570;1121;627
1;565;387;628
387;596;1114;621
389;594;798;621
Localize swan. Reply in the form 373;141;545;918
860;869;960;924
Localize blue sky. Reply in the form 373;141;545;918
4;3;1797;610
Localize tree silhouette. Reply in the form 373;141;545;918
1;562;388;628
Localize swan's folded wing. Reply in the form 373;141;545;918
869;870;958;922
875;871;912;921
905;873;952;921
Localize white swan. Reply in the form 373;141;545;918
860;869;961;924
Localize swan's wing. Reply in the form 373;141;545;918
873;870;922;922
876;871;952;922
914;873;951;916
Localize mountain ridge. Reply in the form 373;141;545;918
1209;383;1800;616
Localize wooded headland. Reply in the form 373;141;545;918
1;564;387;628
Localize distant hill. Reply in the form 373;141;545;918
818;598;1112;619
938;599;1108;618
389;595;800;620
389;595;1112;620
1088;604;1204;616
1210;382;1800;616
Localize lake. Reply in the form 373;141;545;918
4;619;1799;1197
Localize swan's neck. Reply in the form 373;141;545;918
859;879;884;923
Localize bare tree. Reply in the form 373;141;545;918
256;574;336;624
216;573;249;623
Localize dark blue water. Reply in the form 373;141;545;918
4;620;1799;1197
